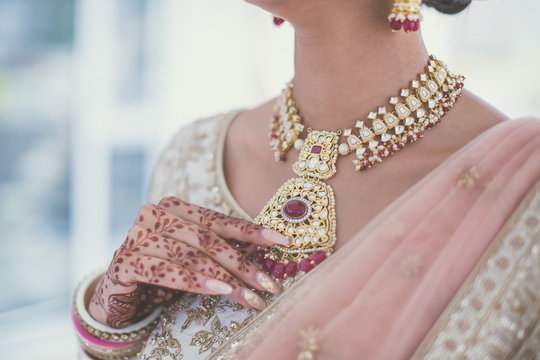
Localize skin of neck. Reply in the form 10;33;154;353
247;0;430;130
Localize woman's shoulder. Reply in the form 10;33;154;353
166;109;243;149
147;109;243;205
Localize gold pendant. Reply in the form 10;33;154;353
255;130;339;278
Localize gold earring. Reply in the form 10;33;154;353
388;0;422;33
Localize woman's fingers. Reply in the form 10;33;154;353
115;251;267;310
126;225;280;296
114;253;233;296
156;197;291;247
145;239;266;310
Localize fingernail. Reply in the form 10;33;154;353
206;279;233;295
242;288;267;310
261;229;291;246
256;271;281;295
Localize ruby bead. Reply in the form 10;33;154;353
285;262;298;277
255;250;265;265
273;16;285;25
311;251;326;264
284;199;307;219
299;258;313;273
272;263;285;279
390;20;402;31
263;258;276;273
403;19;413;32
412;21;420;31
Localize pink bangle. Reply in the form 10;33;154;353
73;270;163;359
72;310;141;348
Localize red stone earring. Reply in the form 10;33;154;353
273;16;285;26
388;0;423;32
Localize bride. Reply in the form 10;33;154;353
73;0;540;359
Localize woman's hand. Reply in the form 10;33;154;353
88;196;290;329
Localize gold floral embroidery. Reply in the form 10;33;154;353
144;331;183;360
457;165;479;189
400;253;423;277
139;298;187;360
298;326;320;360
191;314;256;355
182;296;236;331
191;316;231;354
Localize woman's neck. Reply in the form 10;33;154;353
287;1;429;131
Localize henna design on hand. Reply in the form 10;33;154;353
89;197;279;328
106;287;141;328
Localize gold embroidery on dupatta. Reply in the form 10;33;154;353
400;253;424;277
457;165;479;189
412;181;540;359
297;326;320;360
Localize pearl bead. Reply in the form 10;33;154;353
338;143;350;155
294;139;304;150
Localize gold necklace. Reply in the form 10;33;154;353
254;55;464;280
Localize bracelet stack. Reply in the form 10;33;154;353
72;271;162;360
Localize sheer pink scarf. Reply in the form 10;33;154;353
211;118;540;359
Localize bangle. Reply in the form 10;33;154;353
73;270;162;359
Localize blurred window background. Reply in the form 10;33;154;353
0;0;538;358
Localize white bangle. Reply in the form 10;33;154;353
73;269;162;342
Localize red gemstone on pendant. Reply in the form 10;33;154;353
311;251;326;264
255;250;266;265
273;263;285;279
390;20;402;31
285;262;298;277
299;258;313;273
284;199;307;219
412;21;420;31
263;258;276;273
311;145;322;154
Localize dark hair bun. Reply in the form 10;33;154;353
423;0;472;14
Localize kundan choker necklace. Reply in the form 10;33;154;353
254;55;464;280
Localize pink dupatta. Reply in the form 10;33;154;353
209;118;540;359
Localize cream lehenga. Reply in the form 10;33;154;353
133;109;540;360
